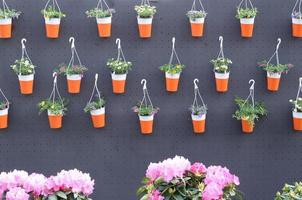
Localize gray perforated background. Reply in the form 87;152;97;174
0;0;302;199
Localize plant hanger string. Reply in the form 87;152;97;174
49;73;63;107
191;0;205;12
139;79;153;111
267;38;281;67
44;0;62;18
1;0;10;18
192;79;206;111
295;78;302;109
0;89;9;109
96;0;111;12
217;36;225;59
114;38;127;75
243;79;255;108
19;38;34;76
88;73;102;104
292;0;302;19
238;0;254;9
67;37;83;73
168;37;181;69
141;0;150;6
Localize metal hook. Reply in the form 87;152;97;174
219;36;223;49
69;37;75;48
249;79;255;90
193;78;199;89
52;72;57;84
141;79;147;90
21;38;26;49
116;38;121;49
172;37;175;49
276;38;281;51
95;73;99;84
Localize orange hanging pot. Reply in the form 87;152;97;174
214;72;230;92
44;18;61;38
111;73;127;94
97;17;112;38
190;18;205;37
18;74;34;95
0;18;12;39
137;17;153;38
191;114;206;133
266;72;281;92
47;110;63;129
240;18;255;38
241;118;254;133
90;107;105;128
139;115;154;134
165;72;181;92
292;111;302;131
67;74;82;94
0;108;9;129
292;17;302;37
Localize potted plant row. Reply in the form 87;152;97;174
0;0;21;39
135;0;156;38
236;0;258;38
187;0;207;37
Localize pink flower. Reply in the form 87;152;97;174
204;166;240;188
146;163;162;181
0;170;28;192
23;173;47;196
6;187;29;200
148;190;164;200
202;183;223;200
190;162;206;175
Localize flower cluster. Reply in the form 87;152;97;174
0;169;94;200
137;156;241;200
211;58;232;73
10;58;36;76
290;98;302;113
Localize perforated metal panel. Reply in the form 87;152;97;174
0;0;302;199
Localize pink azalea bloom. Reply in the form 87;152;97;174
148;190;164;200
23;173;47;196
190;162;207;175
146;163;162;181
202;183;223;200
6;187;29;200
204;166;240;188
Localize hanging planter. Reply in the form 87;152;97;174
133;79;159;134
0;0;21;38
289;78;302;131
84;74;106;128
186;0;207;37
233;80;267;133
292;0;302;37
235;0;257;38
10;38;36;95
190;79;207;134
55;37;88;94
160;37;185;92
211;36;232;93
135;0;156;38
0;89;9;129
38;74;68;129
107;38;132;94
41;0;65;39
258;38;293;92
86;0;113;38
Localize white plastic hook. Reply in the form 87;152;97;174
193;78;199;89
141;79;147;90
53;72;57;84
249;79;255;90
21;38;26;49
219;36;223;49
116;38;121;49
299;77;302;87
95;73;99;84
276;38;281;51
172;37;176;49
69;37;75;48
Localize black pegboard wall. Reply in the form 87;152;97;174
0;0;302;199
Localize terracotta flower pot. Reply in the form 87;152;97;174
190;18;205;37
48;110;63;129
45;18;61;38
137;16;153;38
165;72;181;92
293;111;302;131
67;74;82;94
240;18;255;38
191;114;206;133
292;17;302;37
0;108;9;129
0;18;12;38
111;73;127;94
139;115;154;134
90;107;105;128
18;74;34;95
97;17;112;38
215;72;230;92
266;72;281;92
241;118;253;133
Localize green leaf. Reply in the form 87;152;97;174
48;195;58;200
56;191;67;199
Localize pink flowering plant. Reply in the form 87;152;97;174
137;156;242;200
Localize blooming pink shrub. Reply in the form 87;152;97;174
6;187;29;200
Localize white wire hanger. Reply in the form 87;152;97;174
292;0;302;18
295;78;302;110
87;74;102;105
243;79;255;108
48;73;64;108
139;79;154;112
141;0;151;6
113;38;128;74
96;0;114;13
1;0;10;18
19;38;34;76
44;0;62;18
67;37;83;73
168;37;182;69
217;36;225;59
238;0;254;9
192;79;206;114
0;89;9;109
190;0;205;12
266;38;282;68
